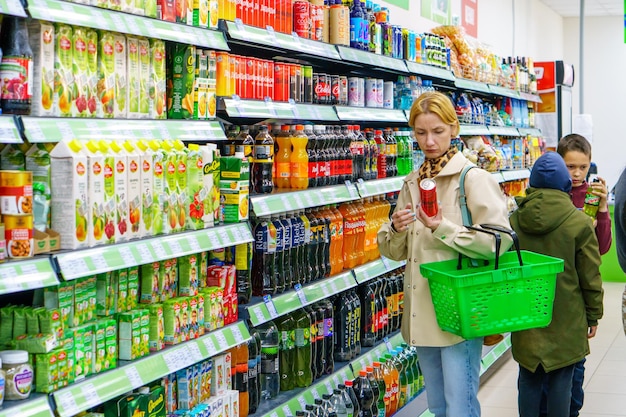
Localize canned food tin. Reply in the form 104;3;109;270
0;171;33;215
375;79;384;108
419;179;438;217
339;76;348;105
4;214;34;259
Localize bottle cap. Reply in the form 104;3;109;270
0;350;29;364
315;399;323;405
359;370;367;376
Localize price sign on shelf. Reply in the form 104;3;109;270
125;366;144;388
232;326;245;344
135;243;152;263
169;240;183;255
294;283;308;305
80;383;102;409
91;253;109;272
250;305;266;324
188;236;201;253
118;246;136;266
204;337;217;357
187;343;204;362
151;241;168;259
59;257;90;279
214;331;228;350
263;295;279;319
56;391;80;416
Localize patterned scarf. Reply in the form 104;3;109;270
418;146;459;182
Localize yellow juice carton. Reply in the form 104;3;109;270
194;50;208;120
149;39;166;119
186;144;205;230
72;26;90;117
167;44;196;119
135;140;154;238
206;50;217;118
208;0;219;28
53;23;73;117
126;36;141;119
161;140;178;234
109;141;130;243
219;179;249;223
98;141;116;244
194;0;209;28
83;140;107;247
173;139;188;232
202;144;220;227
50;140;89;249
149;140;166;235
113;33;127;118
97;31;115;118
138;37;151;118
28;20;55;116
123;141;142;240
85;28;98;117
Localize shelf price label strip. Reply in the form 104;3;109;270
27;0;228;50
55;223;253;281
405;61;456;82
334;106;408;123
0;258;59;295
337;46;408;73
480;334;511;375
518;127;542;136
501;169;531;182
247;271;357;327
292;104;339;121
459;124;491;136
0;0;26;16
251;184;360;217
454;78;491;94
488;85;520;99
52;322;250;417
352;258;407;284
356;177;405;198
0;396;55;417
488;126;521;137
0;116;22;143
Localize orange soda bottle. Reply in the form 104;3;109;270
275;125;292;188
339;202;356;269
233;343;250;417
354;200;366;266
290;124;309;189
330;204;344;273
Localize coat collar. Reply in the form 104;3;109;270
404;151;469;184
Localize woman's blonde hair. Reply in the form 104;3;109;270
408;91;460;137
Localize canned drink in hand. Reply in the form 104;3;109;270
419;178;438;217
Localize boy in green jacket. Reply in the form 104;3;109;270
509;152;604;417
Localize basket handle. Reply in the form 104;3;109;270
479;224;523;267
457;226;502;270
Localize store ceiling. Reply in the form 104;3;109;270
538;0;623;17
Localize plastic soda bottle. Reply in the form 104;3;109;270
344;380;361;417
293;308;313;387
355;370;374;417
251;218;277;296
321;298;335;374
365;366;380;417
583;180;600;218
252;125;274;194
339;202;356;269
232;343;249;417
247;327;261;413
354;200;366;266
372;362;386;417
334;292;352;361
276;314;296;391
291;124;309;189
274;124;292;189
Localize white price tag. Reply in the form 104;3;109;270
208;233;221;249
152;241;168;259
384;336;393;352
250;305;265;323
263;295;279;319
292;193;304;209
0;266;18;283
289;99;301;119
214;331;228;350
217;228;230;245
81;383;102;408
188;236;202;253
91;253;109;271
265;98;278;117
234;18;246;33
164;348;190;372
254;199;271;216
135;243;153;263
329;280;338;294
188;343;204;362
19;263;39;277
294;283;307;305
118;246;136;266
25;122;45;142
169;240;183;255
125;366;144;388
280;195;292;211
324;380;333;394
343;274;354;287
232;224;246;242
311;388;320;400
297;396;308;410
320;283;330;297
108;13;129;33
204;337;217;357
56;391;80;415
59;257;90;279
282;405;292;417
232;326;244;344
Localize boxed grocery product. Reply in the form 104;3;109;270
186;144;205;230
105;318;117;370
104;393;147;417
82;322;95;376
195;293;205;336
37;308;63;341
123;141;142;240
194;50;208;120
164;373;178;413
140;308;150;357
219;155;250;180
178;254;200;297
193;0;208;27
188;296;199;339
0;143;27;170
148;303;165;352
176;367;197;410
219;179;249;223
161;141;178;234
27;20;55;117
174;140;188;233
147;385;166;417
94;318;106;373
117;310;142;360
112;33;127;118
97;31;115;118
141;261;162;304
53;23;73;117
128;266;140;309
165;258;178;299
179;297;189;342
135;140;154;239
96;271;116;316
82;140;107;247
35;350;58;393
210;354;226;396
14;332;57;353
201;144;220;228
163;298;182;345
57;348;69;387
85;28;98;118
0;305;15;344
126;36;141;119
149;39;167;119
107;141;129;243
148;140;166;235
26;306;40;335
200;359;212;402
117;268;129;313
167;44;196;119
138;37;151;119
73;278;86;326
72;26;91;117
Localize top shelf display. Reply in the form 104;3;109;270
0;0;26;17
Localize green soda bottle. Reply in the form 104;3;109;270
276;314;296;391
293;308;313;387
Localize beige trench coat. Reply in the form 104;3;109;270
377;152;511;347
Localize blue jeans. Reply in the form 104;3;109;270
539;358;585;417
518;363;576;417
415;338;483;417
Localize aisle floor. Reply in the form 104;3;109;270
479;281;626;417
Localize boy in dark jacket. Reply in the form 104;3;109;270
509;152;604;417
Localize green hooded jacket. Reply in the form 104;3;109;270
509;187;604;372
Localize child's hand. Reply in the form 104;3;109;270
591;176;609;212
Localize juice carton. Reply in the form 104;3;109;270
81;323;95;376
219;179;249;223
138;37;151;118
83;140;107;247
94;318;106;373
224;351;232;390
148;303;165;352
117;268;129;312
96;271;117;316
97;31;115;118
206;50;217;118
186;144;205;230
50;140;89;249
210;354;226;396
167;44;196;119
200;250;208;286
135;140;154;238
188;295;199;339
27;20;55;116
161;140;179;234
25;143;54;232
37;308;63;342
72;26;90;117
61;329;75;383
53;23;73;117
109;0;122;10
193;49;208;120
144;0;157;18
134;0;145;15
57;348;69;387
128;266;140;309
178;254;200;297
117;310;142;360
73;278;86;326
121;0;134;14
223;390;233;417
105;318;117;370
113;33;127;117
0;143;27;170
174;140;188;232
162;258;177;300
148;385;166;417
87;275;97;321
193;0;209;28
126;36;141;119
139;308;150;356
149;140;166;235
149;39;166;119
179;296;189;342
123;141;142;240
141;261;162;304
163;298;181;345
98;141;117;244
208;0;218;28
35;350;58;392
105;394;147;417
164;373;177;413
109;141;130;243
85;28;98;117
202;144;220;227
200;359;212;401
176;367;195;410
157;0;176;21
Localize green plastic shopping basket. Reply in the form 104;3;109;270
420;224;564;339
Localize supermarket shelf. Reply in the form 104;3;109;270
290;102;340;122
487;125;522;136
488;85;521;99
54;223;253;281
518;127;542;136
250;183;360;217
405;61;456;82
459;124;491;136
454;78;491;94
246;271;357;327
222;20;341;61
259;332;405;417
501;169;531;182
334;106;408;123
221;98;338;121
352;257;407;284
0;257;59;295
0;395;55;417
480;334;512;374
520;92;542;103
19;117;226;142
51;321;250;417
337;46;409;74
0;0;26;16
355;176;405;198
26;0;229;50
0;115;23;143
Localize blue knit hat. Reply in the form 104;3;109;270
529;152;572;193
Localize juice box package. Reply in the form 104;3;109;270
35;350;58;393
0;143;27;170
113;33;127;117
206;50;217;118
150;39;167;119
123;141;142;240
99;141;116;244
87;275;97;321
128;266;140;309
219;179;249;223
224;351;232;390
176;367;197;410
174;0;191;24
126;36;141;119
140;308;150;357
164;373;178;413
208;0;218;28
179;297;189;342
210;354;226;396
202;144;220;227
163;298;181;345
50;140;90;249
140;261;162;304
72;26;91;117
144;0;157;18
195;293;205;336
149;140;166;235
188;296;199;339
37;308;63;341
174;140;188;232
117;268;129;312
148;303;165;352
223;390;234;417
57;348;69;387
97;31;115;118
162;258;178;300
193;0;209;28
94;318;106;373
96;271;117;316
105;318;117;370
138;37;151;118
117;310;141;360
73;278;86;327
26;305;40;335
109;141;130;243
157;0;176;22
105;394;147;417
14;332;58;353
167;44;196;119
85;28;98;117
44;280;74;328
82;140;107;247
193;50;208;120
53;23;73;117
162;140;179;235
27;20;55;116
25;143;54;232
135;140;154;238
178;254;200;297
186;144;205;230
147;385;166;417
220;155;250;180
200;359;212;401
12;306;27;338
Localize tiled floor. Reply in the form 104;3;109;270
479;281;626;417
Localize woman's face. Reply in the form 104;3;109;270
413;112;454;159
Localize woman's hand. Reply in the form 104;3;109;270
590;176;609;212
391;203;416;232
416;202;443;232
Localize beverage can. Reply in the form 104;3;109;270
303;65;313;103
383;81;394;109
316;73;329;105
356;77;365;107
4;213;34;258
256;58;264;100
364;78;377;108
339;75;348;105
329;4;350;46
0;171;33;215
293;1;311;39
375;78;384;108
375;9;387;23
312;72;320;104
419;179;438;217
331;75;340;105
264;59;274;100
274;63;289;102
245;57;256;100
347;76;360;107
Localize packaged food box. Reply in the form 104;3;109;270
149;39;167;119
163;258;178;300
140;261;162;304
126;36;141;118
148;303;165;352
202;144;221;228
210;353;226;396
28;20;55;117
163;298;181;345
117;310;142;360
135;140;153;238
113;33;127;118
167;44;196;119
149;140;166;235
139;308;150;357
179;297;189;342
37;308;63;342
105;318;117;369
185;144;205;230
147;385;166;417
14;332;58;353
96;271;117;316
53;23;73;117
195;293;205;336
85;28;98;117
178;254;200;297
35;350;58;393
123;141;142;240
57;348;69;387
25;143;54;232
173;140;188;233
117;268;129;313
72;26;91;117
97;31;115;118
128;266;140;310
219;155;250;180
94;318;107;373
83;140;107;247
219;179;249;223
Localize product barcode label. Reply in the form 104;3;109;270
294;284;307;305
263;295;279;318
